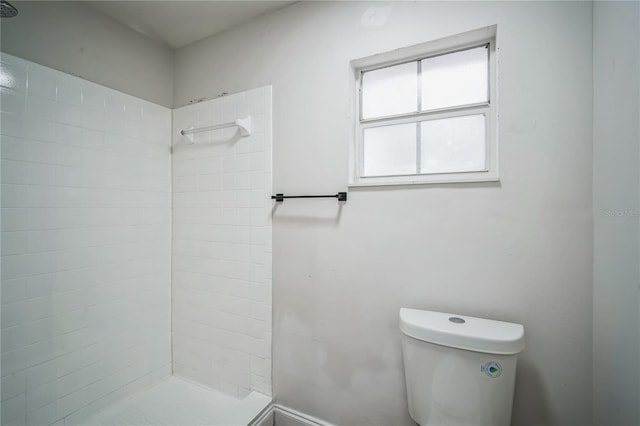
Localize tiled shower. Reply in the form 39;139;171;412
171;88;273;397
0;53;272;425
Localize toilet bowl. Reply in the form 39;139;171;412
399;308;525;426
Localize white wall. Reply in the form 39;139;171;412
593;2;640;425
0;1;173;107
0;53;172;426
172;88;273;398
174;2;594;425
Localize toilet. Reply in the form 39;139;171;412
399;308;525;426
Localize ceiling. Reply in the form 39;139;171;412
87;1;297;50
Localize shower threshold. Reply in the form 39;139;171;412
82;376;272;426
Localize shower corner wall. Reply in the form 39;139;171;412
171;86;273;399
1;52;173;426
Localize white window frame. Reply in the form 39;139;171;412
350;25;498;187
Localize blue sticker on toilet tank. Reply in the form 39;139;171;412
481;361;502;378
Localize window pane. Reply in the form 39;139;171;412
421;46;488;111
363;123;416;176
361;62;418;119
420;115;485;174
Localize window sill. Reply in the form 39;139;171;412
348;171;500;187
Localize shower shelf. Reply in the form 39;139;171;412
271;192;347;203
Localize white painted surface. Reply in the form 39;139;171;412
174;2;593;425
399;308;525;355
593;1;640;425
273;405;335;426
0;53;172;426
0;1;173;107
83;376;272;426
89;1;297;49
401;334;519;426
252;408;275;426
172;87;273;398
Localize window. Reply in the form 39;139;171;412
350;26;498;186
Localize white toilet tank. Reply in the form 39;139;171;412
399;308;525;426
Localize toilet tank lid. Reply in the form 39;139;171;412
399;308;525;355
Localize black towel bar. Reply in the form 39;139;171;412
271;192;347;203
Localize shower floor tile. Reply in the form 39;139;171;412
83;376;271;425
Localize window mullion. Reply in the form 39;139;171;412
416;122;421;174
360;102;490;125
417;60;422;113
360;105;490;130
416;61;422;174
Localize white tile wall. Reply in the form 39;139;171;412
0;53;172;426
172;88;272;397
